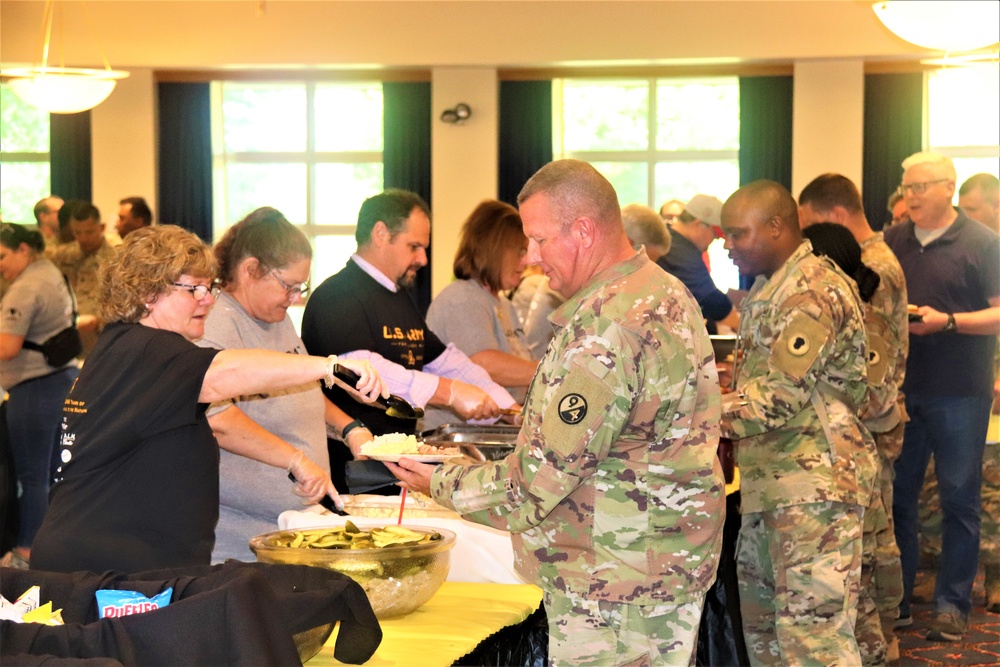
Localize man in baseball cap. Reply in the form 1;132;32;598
657;194;738;333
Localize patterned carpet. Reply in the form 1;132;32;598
898;569;1000;665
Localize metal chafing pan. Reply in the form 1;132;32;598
420;423;520;462
709;335;738;361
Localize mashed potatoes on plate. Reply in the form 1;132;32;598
360;433;460;458
361;433;420;456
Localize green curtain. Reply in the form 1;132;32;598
49;111;92;202
383;81;432;312
738;76;794;189
737;76;793;288
498;80;553;205
863;72;923;231
157;82;213;241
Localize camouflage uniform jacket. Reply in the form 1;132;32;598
721;241;877;514
859;233;908;433
48;240;117;354
431;252;726;605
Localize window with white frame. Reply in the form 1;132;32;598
211;80;384;291
554;77;741;292
927;65;1000;189
1;83;51;224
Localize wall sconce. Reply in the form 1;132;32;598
440;103;472;125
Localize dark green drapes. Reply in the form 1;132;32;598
50;111;92;202
863;73;923;230
157;82;213;242
737;76;793;288
498;80;553;206
383;81;432;312
383;82;432;206
738;76;794;190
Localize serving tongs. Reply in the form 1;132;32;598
332;363;424;420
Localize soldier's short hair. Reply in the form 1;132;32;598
70;203;101;224
959;173;999;198
518;159;620;232
799;173;864;214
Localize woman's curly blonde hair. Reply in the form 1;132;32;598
100;225;217;324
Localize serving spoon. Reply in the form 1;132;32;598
332;363;424;420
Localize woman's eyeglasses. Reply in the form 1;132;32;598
172;282;221;300
270;270;310;297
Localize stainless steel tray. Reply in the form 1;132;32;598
421;423;519;462
709;335;737;361
420;423;520;445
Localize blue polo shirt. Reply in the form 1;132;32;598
884;209;1000;397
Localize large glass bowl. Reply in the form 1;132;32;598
250;525;455;618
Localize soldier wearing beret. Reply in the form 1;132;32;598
389;159;726;666
720;180;877;666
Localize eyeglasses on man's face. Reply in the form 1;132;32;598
270;270;309;297
172;282;221;301
900;178;950;195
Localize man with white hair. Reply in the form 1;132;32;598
621;203;671;262
885;151;1000;642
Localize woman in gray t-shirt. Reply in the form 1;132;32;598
0;223;79;568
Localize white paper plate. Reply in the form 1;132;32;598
365;453;454;463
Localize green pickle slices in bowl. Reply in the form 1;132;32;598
250;522;455;617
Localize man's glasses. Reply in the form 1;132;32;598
172;282;221;300
662;214;680;222
271;270;309;297
900;179;950;195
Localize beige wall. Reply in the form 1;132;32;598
90;68;158;228
1;0;940;293
792;60;866;197
431;67;499;293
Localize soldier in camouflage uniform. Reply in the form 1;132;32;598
47;203;119;357
389;159;726;666
799;174;909;664
720;180;877;666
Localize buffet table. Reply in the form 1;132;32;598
306;581;544;667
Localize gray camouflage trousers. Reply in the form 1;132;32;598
544;590;703;666
857;424;905;666
737;502;863;667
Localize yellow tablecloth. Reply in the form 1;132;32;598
307;582;544;667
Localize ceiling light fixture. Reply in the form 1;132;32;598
1;0;129;114
872;1;1000;53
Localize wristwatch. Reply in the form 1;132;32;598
942;313;957;333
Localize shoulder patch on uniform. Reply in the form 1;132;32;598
772;311;830;381
866;331;890;387
557;393;588;424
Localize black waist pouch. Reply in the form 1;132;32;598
23;326;83;367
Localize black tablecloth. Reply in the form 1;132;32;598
1;561;382;666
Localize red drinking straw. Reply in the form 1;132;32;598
397;487;407;525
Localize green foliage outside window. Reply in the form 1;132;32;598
213;81;384;298
1;84;50;222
